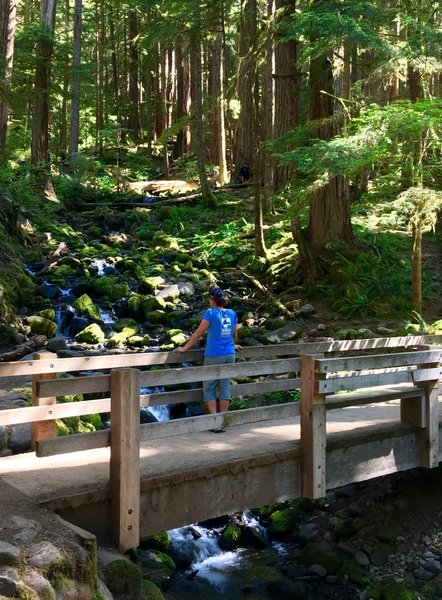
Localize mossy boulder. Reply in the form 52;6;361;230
128;293;143;317
113;318;138;332
328;516;356;538
128;335;151;347
37;308;56;321
26;315;57;338
92;277;113;297
144;310;167;324
141;276;166;294
140;532;170;553
110;282;130;301
169;332;187;346
237;326;250;341
340;560;366;585
102;559;148;600
299;541;343;575
152;232;179;250
267;507;300;537
75;323;105;344
74;294;102;322
141;296;166;316
219;524;242;550
57;256;82;270
142;579;166;600
106;326;139;348
0;263;35;322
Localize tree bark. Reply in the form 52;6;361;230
31;0;57;195
190;0;212;200
68;0;82;158
411;222;422;314
128;9;140;140
233;0;256;180
273;0;297;190
0;0;16;157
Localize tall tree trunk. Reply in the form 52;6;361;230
262;0;275;209
59;0;69;159
128;9;140;140
411;221;422;314
109;5;120;124
95;0;104;155
305;51;353;249
190;0;212;200
212;28;228;185
68;0;82;158
31;0;57;195
0;0;16;158
273;0;297;190
233;0;256;180
174;38;187;158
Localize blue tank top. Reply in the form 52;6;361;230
203;308;237;356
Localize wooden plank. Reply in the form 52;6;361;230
0;398;110;426
326;385;425;410
31;352;57;450
400;396;426;428
110;368;140;552
2;334;439;378
36;429;110;457
38;374;111;398
319;370;411;393
139;402;300;440
315;350;442;373
300;354;326;500
318;367;442;394
139;358;300;388
142;377;300;407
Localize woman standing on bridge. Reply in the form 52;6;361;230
177;287;239;431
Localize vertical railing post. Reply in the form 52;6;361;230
110;368;140;552
31;352;57;450
417;364;440;470
300;354;326;500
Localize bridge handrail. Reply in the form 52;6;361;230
300;348;441;502
1;335;440;377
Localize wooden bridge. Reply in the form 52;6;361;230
1;335;442;551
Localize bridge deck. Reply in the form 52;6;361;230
2;400;440;505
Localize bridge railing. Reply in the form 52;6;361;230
1;334;442;550
300;347;442;502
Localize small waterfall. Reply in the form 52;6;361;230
90;258;116;275
140;386;169;422
98;307;115;325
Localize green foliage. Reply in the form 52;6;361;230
193;219;253;267
403;312;442;335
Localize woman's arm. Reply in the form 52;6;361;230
178;319;210;352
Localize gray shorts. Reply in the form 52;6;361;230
203;354;235;401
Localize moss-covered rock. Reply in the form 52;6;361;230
128;335;151;347
26;315;57;338
169;332;187;346
75;323;105;344
74;294;102;322
152;232;179;250
0;324;19;345
110;282;130;301
102;559;147;600
106;326;139;348
299;541;343;575
144;310;167;324
140;276;165;294
37;308;56;321
219;524;242;550
141;296;166;316
340;559;366;585
128;293;143;318
113;318;138;332
267;507;300;537
142;579;166;600
140;532;170;553
92;277;113;297
328;516;356;538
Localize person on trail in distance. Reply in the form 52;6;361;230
177;287;240;431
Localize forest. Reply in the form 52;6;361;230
1;3;442;599
0;0;442;337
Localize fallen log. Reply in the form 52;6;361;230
0;335;47;362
